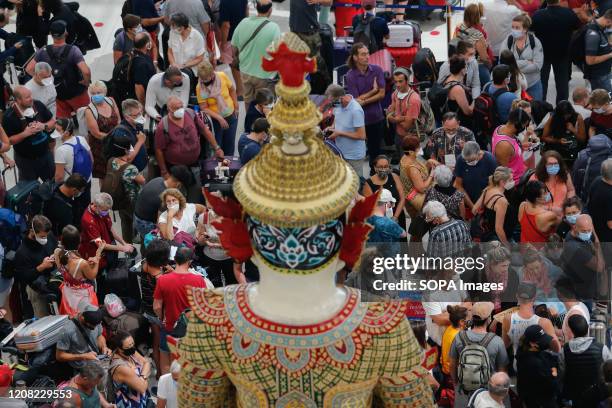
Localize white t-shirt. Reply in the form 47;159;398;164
25;78;57;116
54;136;92;181
422;298;462;346
157;373;178;408
158;203;198;237
472;391;505;408
562;302;590;342
169;28;206;75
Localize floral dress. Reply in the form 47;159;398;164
108;357;151;408
111;159;140;207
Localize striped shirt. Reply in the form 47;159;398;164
426;219;472;259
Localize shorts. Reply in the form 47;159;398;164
160;327;170;353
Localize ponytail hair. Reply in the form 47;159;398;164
59;225;80;266
487;166;513;187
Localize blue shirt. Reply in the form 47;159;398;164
454;151;497;203
238;133;262;164
367;215;405;242
333;97;366;160
485;83;517;124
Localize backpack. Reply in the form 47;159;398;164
121;0;133;18
412;47;438;84
64;137;93;180
573;135;612;202
76;98;113;137
100;159;131;210
403;89;435;141
506;33;536;51
472;85;507;147
428;80;461;121
27;180;61;220
466;388;488;408
457;331;495;392
109;52;137;106
569;23;597;73
0;208;27;253
45;45;82;99
353;14;379;54
103;124;131;162
71;9;100;54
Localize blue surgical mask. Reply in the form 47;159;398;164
546;164;560;175
578;231;592;242
91;94;105;104
511;29;523;38
98;210;109;217
565;214;578;225
543;192;552;202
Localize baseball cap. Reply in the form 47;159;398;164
524;324;553;348
362;0;377;8
379;188;396;203
50;20;67;38
471;302;494;320
517;282;537;300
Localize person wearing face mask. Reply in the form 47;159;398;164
530;151;575;214
64;362;115;408
56;304;110;370
440;56;474;129
196;60;239;155
556;196;582;240
438;41;481;99
79;193;135;272
113;14;143;63
483;64;519;125
24;62;57;116
541;101;586;167
492;107;530;184
588;89;612;137
106;99;148;172
53;117;93;184
455;141;497;216
13;215;58;318
424;164;467;221
144;66;190;123
108;134;146;244
84;81;121;180
153;247;207;374
499;14;544;101
388;67;420;152
108;330;153;407
562;214;606;307
519;180;560;247
2;85;55;182
157;188;206;243
42;173;88;238
155;96;219;180
157;360;181;408
167;13;206;91
363;155;406;227
425;112;475;168
238;117;270;165
468;371;511;408
244;88;274;133
366;189;407;252
472;166;515;246
585;9;612;93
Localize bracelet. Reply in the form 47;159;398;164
214;145;222;151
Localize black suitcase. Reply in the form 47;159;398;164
103;259;141;311
3;166;40;215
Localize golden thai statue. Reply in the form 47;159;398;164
176;33;434;408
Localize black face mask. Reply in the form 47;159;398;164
122;346;136;356
202;78;214;87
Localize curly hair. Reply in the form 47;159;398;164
534;150;568;183
160;188;187;211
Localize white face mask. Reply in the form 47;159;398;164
23;107;35;118
168;203;180;211
504;179;515;190
397;91;409;100
173;108;185;119
41;76;54;87
466;159;479;166
50;130;62;139
129;145;135;153
593;107;607;114
134;115;146;125
265;103;274;110
385;205;394;218
135;25;144;33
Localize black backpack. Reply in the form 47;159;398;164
428;80;461;121
507;33;536;51
472;86;507;148
353;14;379;54
121;0;133;18
109;52;137;106
71;10;100;54
45;45;84;99
412;47;438;84
569;23;597;73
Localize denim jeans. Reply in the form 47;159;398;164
589;73;612;93
212;113;238;156
134;214;157;239
526;80;543;102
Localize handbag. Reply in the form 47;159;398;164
406;187;426;212
231;19;271;70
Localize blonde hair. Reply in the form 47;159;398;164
160;188;187;210
589;89;611;107
197;61;215;79
512;13;532;30
486;241;511;264
511;99;531;111
88;80;107;95
488;166;513;187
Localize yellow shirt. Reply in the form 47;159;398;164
196;71;235;117
441;325;460;375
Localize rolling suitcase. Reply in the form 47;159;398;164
386;21;421;48
3;166;40;216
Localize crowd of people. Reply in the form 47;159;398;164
0;0;608;406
